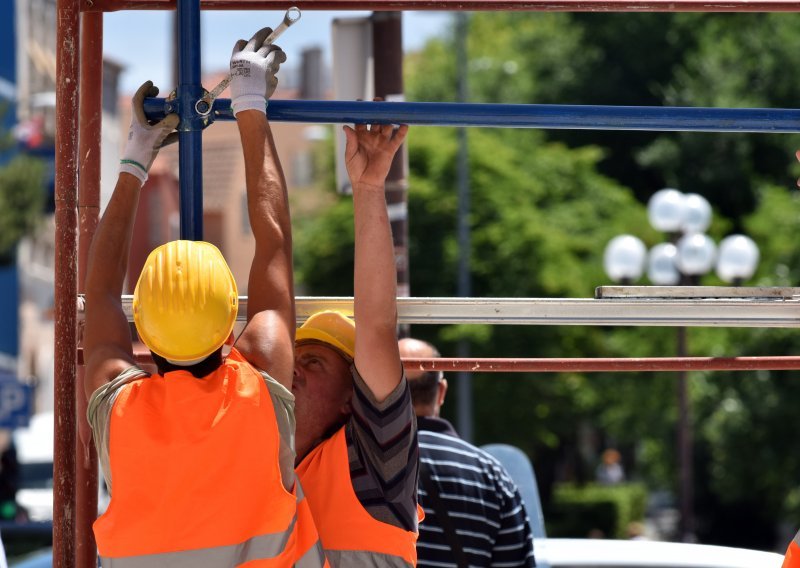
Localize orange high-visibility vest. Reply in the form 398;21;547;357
296;426;420;567
94;348;324;567
783;531;800;568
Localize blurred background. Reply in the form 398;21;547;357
3;1;800;563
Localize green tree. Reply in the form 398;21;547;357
299;10;800;547
0;112;46;264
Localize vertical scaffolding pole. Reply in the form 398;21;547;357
76;11;103;567
177;0;204;240
455;12;474;442
54;0;80;565
371;11;409;334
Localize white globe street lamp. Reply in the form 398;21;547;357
606;187;759;545
647;243;680;285
682;193;713;234
604;235;647;283
676;233;717;277
716;235;760;284
648;188;687;233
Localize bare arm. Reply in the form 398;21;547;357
233;111;295;388
83;82;177;400
83;173;140;399
345;120;409;402
227;32;294;388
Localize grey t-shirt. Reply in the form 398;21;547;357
87;360;296;495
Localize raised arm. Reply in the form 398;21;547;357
345;118;409;402
227;29;295;389
83;82;178;399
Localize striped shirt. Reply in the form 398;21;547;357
345;366;420;532
417;417;536;567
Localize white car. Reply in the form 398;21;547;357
533;538;784;568
480;445;784;568
13;412;109;522
14;412;54;522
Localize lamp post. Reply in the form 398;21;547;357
603;188;759;543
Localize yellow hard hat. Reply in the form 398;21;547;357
295;310;355;360
133;240;238;363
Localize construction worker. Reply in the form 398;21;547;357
293;118;421;566
83;28;324;566
783;531;800;567
399;337;536;568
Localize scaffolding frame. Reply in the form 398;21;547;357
55;0;800;565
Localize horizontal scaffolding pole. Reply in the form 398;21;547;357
76;293;800;327
403;356;800;372
85;0;800;12
73;349;800;372
144;99;800;133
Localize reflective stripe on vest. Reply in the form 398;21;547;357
100;518;295;568
296;427;419;567
783;531;800;568
295;481;329;568
94;348;297;564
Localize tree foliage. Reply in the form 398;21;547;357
0;119;46;263
298;11;800;547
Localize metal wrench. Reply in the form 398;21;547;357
195;7;301;116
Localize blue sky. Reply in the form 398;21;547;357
103;10;452;95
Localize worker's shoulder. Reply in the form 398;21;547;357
419;430;510;474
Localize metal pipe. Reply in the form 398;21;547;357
371;11;410;333
402;356;800;372
454;11;473;442
676;326;695;543
144;99;800;133
75;350;800;372
84;0;800;14
78;294;800;327
77;10;102;567
177;0;204;239
54;0;80;565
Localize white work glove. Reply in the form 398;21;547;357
119;81;179;183
229;27;287;116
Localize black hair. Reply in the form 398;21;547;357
151;346;224;379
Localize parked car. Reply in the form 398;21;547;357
10;539;783;568
482;444;784;568
533;538;783;568
13;413;54;523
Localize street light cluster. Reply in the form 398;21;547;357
604;188;760;286
602;188;760;542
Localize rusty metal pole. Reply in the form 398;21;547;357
454;11;474;442
54;0;80;565
76;10;102;567
371;11;409;336
676;326;695;542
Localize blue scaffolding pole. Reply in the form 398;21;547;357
147;98;800;133
177;0;203;240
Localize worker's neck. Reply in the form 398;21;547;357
413;403;438;418
295;418;348;466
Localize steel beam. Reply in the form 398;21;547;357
76;294;800;328
84;0;800;13
143;99;800;133
54;0;80;565
177;0;204;240
74;349;800;372
76;11;102;568
401;356;800;372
